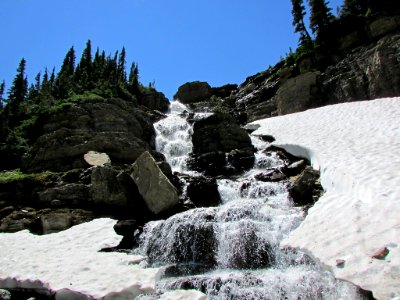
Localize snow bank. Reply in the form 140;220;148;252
251;97;400;299
0;218;163;299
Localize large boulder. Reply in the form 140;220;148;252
288;166;320;206
185;175;221;207
174;81;212;104
23;98;155;172
131;151;179;215
190;113;254;175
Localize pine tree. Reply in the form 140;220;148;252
27;72;41;101
128;62;140;95
54;47;76;99
117;47;127;82
75;40;93;91
309;0;333;42
8;58;28;119
0;81;5;109
291;0;313;46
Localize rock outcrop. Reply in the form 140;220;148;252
189;113;255;175
131;151;179;214
23;98;155;172
173;81;212;104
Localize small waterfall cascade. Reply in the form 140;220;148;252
135;102;370;299
154;101;194;173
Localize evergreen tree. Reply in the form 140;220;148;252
27;72;41;101
54;47;76;99
117;47;127;82
309;0;333;42
8;58;28;120
291;0;313;46
128;62;140;95
75;40;93;91
0;81;5;109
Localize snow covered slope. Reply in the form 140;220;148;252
251;97;400;299
0;218;163;299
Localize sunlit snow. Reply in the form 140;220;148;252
251;97;400;300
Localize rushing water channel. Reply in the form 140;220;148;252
136;102;370;299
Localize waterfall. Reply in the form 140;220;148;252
135;102;370;299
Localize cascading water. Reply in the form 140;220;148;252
136;102;370;299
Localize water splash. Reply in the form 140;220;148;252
136;104;369;299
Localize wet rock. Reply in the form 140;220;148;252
282;160;307;177
186;175;221;207
164;263;214;277
288;166;320;206
131;151;179;215
254;169;287;182
0;208;38;233
188;152;227;176
190;113;254;175
113;219;137;237
227;148;255;171
225;222;272;269
174;81;212;104
0;206;15;219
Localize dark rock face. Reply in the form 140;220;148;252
173;81;212;104
139;90;170;112
185;175;221;207
23;98;155;172
143;209;217;269
288;166;320;206
189;113;254;175
276;72;320;115
321;33;400;105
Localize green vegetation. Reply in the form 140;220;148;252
0;169;57;184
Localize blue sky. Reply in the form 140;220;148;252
0;0;343;100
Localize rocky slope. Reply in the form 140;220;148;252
173;16;400;124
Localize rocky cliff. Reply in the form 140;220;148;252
173;16;400;124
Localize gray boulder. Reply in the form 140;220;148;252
131;151;179;214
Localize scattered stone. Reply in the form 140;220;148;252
336;259;346;268
371;247;389;260
0;289;11;300
255;169;287;182
131;151;179;215
83;151;111;167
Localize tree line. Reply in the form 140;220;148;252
290;0;398;57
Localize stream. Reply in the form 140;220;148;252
135;101;370;300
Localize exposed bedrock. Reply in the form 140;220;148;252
188;113;255;175
23;98;155;173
